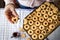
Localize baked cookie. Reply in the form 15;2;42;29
43;14;48;19
47;18;52;23
43;21;48;26
28;30;33;35
12;17;19;23
52;15;57;20
39;25;45;30
32;34;37;39
26;38;31;40
39;17;44;22
49;24;55;30
35;29;40;34
21;34;26;38
41;30;46;35
24;19;27;24
35;21;40;26
32;16;38;21
28;20;33;25
24;24;30;30
36;12;42;17
31;25;37;30
48;11;53;16
39;34;44;40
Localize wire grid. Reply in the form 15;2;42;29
0;8;33;40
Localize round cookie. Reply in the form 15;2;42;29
35;29;40;34
40;4;46;9
31;25;37;30
36;12;42;17
39;17;44;22
46;28;51;33
28;20;33;25
49;24;55;30
21;34;26;38
32;16;38;21
48;11;53;16
39;34;44;40
41;10;46;14
36;7;41;12
43;21;48;26
44;14;48;19
41;30;46;35
27;15;32;19
28;30;33;35
24;24;30;30
12;17;18;23
32;34;37;39
44;2;50;6
39;25;45;30
52;15;57;20
47;18;52;23
24;19;27;24
35;21;40;26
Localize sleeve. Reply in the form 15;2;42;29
4;0;15;5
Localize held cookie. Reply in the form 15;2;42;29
12;17;19;23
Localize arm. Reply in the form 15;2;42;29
4;0;15;5
4;0;19;24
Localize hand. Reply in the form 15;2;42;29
4;4;19;24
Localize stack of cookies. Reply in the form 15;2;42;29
23;2;60;40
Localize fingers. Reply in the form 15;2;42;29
5;11;14;24
11;8;19;17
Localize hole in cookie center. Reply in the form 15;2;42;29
40;36;42;38
14;19;16;21
37;31;39;33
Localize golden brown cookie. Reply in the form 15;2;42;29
31;25;37;30
21;34;26;38
43;14;48;19
43;21;48;26
32;34;37;39
35;21;40;26
12;17;19;23
24;19;27;24
41;30;46;35
27;15;32;19
28;30;33;35
39;17;44;22
41;10;46;14
39;25;45;30
52;15;57;20
24;24;30;30
36;12;42;17
39;34;44;40
28;20;33;25
47;18;52;23
35;29;40;34
46;28;51;33
32;16;38;21
26;37;31;40
40;4;46;9
44;2;50;6
48;11;53;16
49;24;55;30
